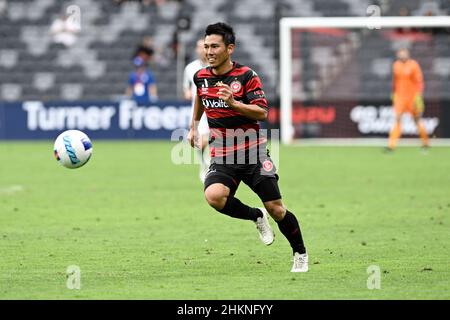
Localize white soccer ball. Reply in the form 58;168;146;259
54;130;93;169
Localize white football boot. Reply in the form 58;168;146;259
255;208;274;245
291;252;309;272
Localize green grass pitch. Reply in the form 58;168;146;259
0;141;449;299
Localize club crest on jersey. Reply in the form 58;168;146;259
230;80;242;93
262;159;273;172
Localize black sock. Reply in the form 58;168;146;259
277;210;306;254
218;197;263;221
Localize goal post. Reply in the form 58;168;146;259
280;16;450;144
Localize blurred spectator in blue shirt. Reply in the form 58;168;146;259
125;56;158;105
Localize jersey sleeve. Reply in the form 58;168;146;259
244;70;268;109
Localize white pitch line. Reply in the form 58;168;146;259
0;185;25;195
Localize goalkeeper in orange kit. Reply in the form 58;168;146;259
387;48;429;151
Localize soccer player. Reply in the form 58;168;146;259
187;23;308;272
183;39;210;182
387;48;429;151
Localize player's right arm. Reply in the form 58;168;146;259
187;93;204;148
125;73;133;97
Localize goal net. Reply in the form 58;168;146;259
279;16;450;144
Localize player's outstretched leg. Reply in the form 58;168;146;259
204;183;274;245
264;200;308;272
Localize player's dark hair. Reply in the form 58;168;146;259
205;22;235;46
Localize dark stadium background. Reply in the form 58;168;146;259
0;0;448;141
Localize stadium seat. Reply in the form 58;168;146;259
0;0;448;102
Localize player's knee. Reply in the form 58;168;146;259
265;202;286;221
204;190;227;211
204;183;231;211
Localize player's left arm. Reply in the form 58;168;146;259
413;61;425;112
217;75;268;121
147;72;158;102
125;86;132;97
149;84;158;102
414;61;424;94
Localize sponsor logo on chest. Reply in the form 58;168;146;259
202;98;230;109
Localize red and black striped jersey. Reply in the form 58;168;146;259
193;62;268;159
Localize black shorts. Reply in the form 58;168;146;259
204;156;282;202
